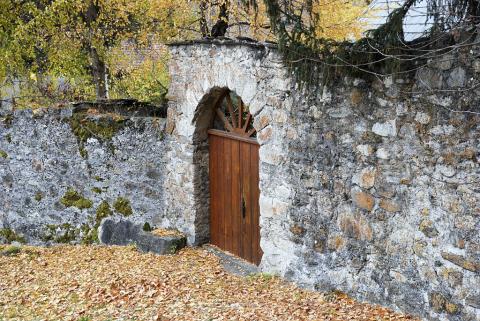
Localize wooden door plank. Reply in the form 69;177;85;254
240;141;253;263
217;135;226;249
209;134;224;249
224;137;234;254
251;143;262;265
231;139;241;258
209;135;217;246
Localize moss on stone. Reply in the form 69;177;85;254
0;228;26;244
80;224;98;245
60;188;93;209
91;187;102;194
5;134;12;143
94;176;104;182
80;201;113;244
69;112;125;158
55;225;78;243
42;223;78;243
96;201;112;223
143;222;152;232
113;197;133;216
79;147;88;158
0;150;8;158
2;114;13;128
34;191;43;202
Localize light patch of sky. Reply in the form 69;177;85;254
365;0;432;41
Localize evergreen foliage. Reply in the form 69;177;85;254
250;0;480;88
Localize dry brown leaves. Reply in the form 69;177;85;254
0;245;418;321
150;229;185;238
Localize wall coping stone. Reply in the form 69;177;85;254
1;99;167;119
167;37;277;49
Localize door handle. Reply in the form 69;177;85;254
242;196;246;219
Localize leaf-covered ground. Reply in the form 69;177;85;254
0;245;418;321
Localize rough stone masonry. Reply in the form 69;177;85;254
0;102;174;245
0;39;479;321
166;40;479;321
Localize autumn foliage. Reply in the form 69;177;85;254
0;0;371;107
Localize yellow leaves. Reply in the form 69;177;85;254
0;245;417;321
107;43;170;104
312;0;372;41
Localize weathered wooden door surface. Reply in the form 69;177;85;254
209;130;262;265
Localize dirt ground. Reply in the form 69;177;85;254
0;245;418;321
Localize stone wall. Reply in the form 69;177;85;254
0;103;170;245
167;40;479;321
0;39;478;321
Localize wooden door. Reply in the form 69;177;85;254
208;90;262;265
209;130;262;265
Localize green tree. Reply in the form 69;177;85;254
1;0;195;104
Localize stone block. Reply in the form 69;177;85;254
441;251;480;272
434;53;453;71
351;188;375;211
419;219;439;238
416;67;443;89
375;148;389;160
272;110;288;123
327;234;346;251
289;224;305;236
337;212;373;241
259;195;288;218
259;145;284;165
257;126;273;143
352;167;376;189
327;106;352;118
447;67;466;88
372;120;397;137
99;219;186;255
379;199;401;212
356;144;373;157
415;112;431;124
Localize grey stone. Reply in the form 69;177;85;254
416;67;443;89
434;53;454;71
356;144;373;156
447;67;466;88
372;120;397;137
204;244;259;277
0;106;169;245
466;295;480;309
473;59;480;73
99;218;186;255
327;106;351;118
375;148;389;160
415;112;431;124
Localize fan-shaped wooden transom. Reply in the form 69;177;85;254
214;91;256;138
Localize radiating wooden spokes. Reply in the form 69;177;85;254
215;92;256;138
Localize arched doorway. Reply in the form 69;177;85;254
208;90;262;265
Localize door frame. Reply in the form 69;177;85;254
208;129;259;145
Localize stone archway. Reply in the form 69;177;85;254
165;41;298;272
